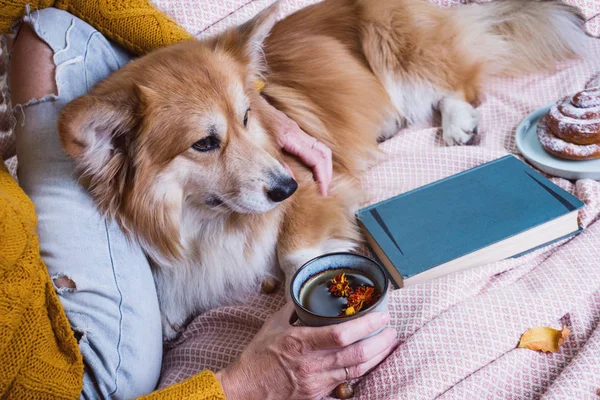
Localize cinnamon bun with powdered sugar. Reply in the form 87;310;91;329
538;88;600;160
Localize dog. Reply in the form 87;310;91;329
58;0;588;339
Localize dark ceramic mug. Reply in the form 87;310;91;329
290;252;389;331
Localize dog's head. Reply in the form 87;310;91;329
58;3;294;258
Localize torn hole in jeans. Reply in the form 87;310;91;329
52;274;77;294
72;327;90;343
12;6;82;120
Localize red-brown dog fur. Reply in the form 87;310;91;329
59;0;587;339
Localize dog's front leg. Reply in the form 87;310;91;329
439;95;481;146
278;239;358;300
278;247;325;300
279;247;326;291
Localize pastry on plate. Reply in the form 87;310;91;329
537;88;600;160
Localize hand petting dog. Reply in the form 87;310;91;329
259;95;333;196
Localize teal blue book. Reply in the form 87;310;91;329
357;155;584;288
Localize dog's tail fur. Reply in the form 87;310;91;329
454;0;588;76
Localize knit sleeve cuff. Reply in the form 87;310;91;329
138;370;226;400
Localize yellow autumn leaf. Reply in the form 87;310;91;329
517;326;571;353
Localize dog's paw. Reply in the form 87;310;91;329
161;315;183;342
261;276;279;294
440;98;480;146
378;115;406;143
443;123;478;146
162;324;179;342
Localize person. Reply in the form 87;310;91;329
1;2;398;399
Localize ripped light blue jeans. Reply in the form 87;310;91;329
15;8;163;399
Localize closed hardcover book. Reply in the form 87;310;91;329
357;155;584;288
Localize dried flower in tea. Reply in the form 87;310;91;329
342;306;356;316
329;273;352;297
340;285;380;316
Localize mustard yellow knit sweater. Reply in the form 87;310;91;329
0;2;230;397
0;163;227;399
1;0;194;55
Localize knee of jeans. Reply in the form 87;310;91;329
10;11;59;109
78;333;163;399
53;273;162;398
51;267;162;397
65;306;163;397
12;7;132;116
116;349;163;398
8;27;55;132
81;328;163;399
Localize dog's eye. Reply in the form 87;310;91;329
243;108;250;128
192;136;220;152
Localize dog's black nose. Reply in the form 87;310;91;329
267;177;298;202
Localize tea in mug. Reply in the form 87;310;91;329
299;268;381;317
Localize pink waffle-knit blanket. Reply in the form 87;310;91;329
153;1;600;398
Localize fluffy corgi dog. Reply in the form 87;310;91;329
59;0;588;339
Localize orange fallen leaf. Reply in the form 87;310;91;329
518;326;571;353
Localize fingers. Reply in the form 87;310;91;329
264;98;333;196
311;142;333;196
281;132;332;196
336;333;399;382
301;312;390;350
327;327;397;371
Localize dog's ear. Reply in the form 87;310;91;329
237;1;280;72
211;1;280;80
58;91;139;216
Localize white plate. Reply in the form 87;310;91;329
515;106;600;181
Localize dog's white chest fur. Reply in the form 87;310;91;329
149;212;280;339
